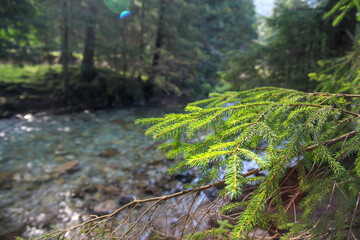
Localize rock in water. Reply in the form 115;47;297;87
0;172;12;188
98;148;119;157
53;161;80;174
92;200;118;215
0;223;25;240
98;185;122;196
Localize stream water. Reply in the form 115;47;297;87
0;107;191;239
0;106;262;239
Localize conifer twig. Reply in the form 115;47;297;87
307;92;360;98
305;130;358;152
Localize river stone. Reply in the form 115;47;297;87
53;161;80;174
92;200;118;215
28;212;56;228
0;172;12;186
54;150;69;156
118;195;136;206
23;173;35;182
98;185;122;196
98;148;119;157
0;223;25;240
248;228;271;238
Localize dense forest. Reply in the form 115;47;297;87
1;0;357;116
1;0;257;115
1;0;360;239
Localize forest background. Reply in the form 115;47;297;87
1;0;358;117
1;0;360;239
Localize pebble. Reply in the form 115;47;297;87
0;172;12;186
98;148;119;157
97;185;122;196
248;228;271;238
118;195;136;206
28;212;56;228
0;223;25;240
53;161;80;174
92;200;119;215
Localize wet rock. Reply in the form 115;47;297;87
133;171;149;181
110;119;134;130
28;212;57;229
23;173;35;182
84;185;98;193
54;156;65;162
174;171;195;184
12;173;21;182
163;180;181;193
1;183;14;190
92;200;118;215
51;172;60;179
248;228;271;239
81;131;90;137
35;174;53;183
152;216;178;236
64;154;76;160
57;178;65;185
97;185;121;196
0;111;12;118
98;148;119;157
0;157;11;163
143;185;159;195
53;161;80;174
118;195;136;206
0;223;25;240
54;150;69;156
71;189;85;199
71;184;98;199
0;172;13;188
107;163;123;169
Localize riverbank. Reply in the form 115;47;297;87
0;64;193;119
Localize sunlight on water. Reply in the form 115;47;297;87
103;0;130;13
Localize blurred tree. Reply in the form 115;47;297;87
0;0;258;103
80;0;97;82
223;0;357;91
0;0;35;63
196;0;257;92
61;0;71;99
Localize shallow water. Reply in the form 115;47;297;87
0;107;182;238
0;106;262;239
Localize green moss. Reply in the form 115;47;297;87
0;64;62;84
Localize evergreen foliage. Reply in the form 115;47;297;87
222;0;357;92
309;44;360;96
324;0;360;26
137;87;360;238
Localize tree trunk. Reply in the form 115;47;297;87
143;0;165;100
61;0;70;100
139;0;146;63
81;8;97;82
113;48;117;70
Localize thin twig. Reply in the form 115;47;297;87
349;193;360;239
307;92;360;98
180;192;200;239
305;130;358;152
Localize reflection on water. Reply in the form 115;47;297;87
0;107;181;238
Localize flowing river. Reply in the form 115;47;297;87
0;107;192;239
0;105;262;239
